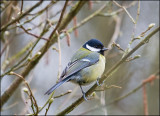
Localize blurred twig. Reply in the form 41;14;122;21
98;1;137;17
95;84;122;91
1;1;12;12
112;1;136;24
131;0;140;40
17;21;49;41
60;3;108;39
54;90;72;99
107;16;122;49
100;91;107;115
56;31;62;82
0;36;14;57
1;101;18;111
20;0;23;15
0;39;37;78
1;0;43;32
28;1;57;16
1;42;33;71
88;0;93;10
108;71;159;105
142;83;148;115
48;0;69;38
73;16;78;37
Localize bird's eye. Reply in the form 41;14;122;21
95;46;98;48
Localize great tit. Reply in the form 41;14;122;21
45;39;108;101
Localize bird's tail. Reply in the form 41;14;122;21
45;76;71;95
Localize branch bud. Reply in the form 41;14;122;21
23;87;29;93
91;92;96;97
49;98;54;104
148;23;155;28
35;52;42;57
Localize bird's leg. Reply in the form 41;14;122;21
96;77;104;86
79;85;88;101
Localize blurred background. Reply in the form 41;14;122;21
1;1;159;115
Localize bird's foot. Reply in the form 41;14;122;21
83;93;88;101
96;78;104;86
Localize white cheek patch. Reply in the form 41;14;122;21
86;44;101;52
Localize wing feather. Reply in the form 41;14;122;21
60;52;99;81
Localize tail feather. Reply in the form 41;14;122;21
45;76;71;95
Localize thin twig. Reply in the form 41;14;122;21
20;0;23;15
98;1;137;17
113;1;136;24
142;84;148;115
0;40;36;78
100;91;107;115
140;23;155;37
107;16;122;49
9;72;39;115
28;1;57;16
61;30;71;46
49;0;69;39
38;92;55;114
45;98;54;116
1;42;33;71
73;16;78;37
112;42;125;52
60;3;107;39
58;87;78;110
1;101;18;111
88;0;93;10
7;1;57;31
95;84;122;91
54;90;72;99
56;31;62;82
131;0;140;40
0;37;14;57
17;21;49;41
136;0;140;23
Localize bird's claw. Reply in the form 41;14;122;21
96;78;104;86
83;94;88;101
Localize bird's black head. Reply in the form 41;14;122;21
83;39;108;55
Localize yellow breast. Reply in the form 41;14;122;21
80;54;106;85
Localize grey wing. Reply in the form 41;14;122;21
60;53;99;81
60;59;79;80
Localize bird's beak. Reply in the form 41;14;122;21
102;47;109;51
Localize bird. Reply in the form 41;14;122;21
45;39;108;101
